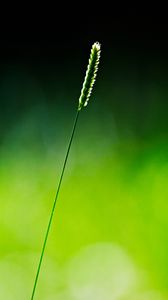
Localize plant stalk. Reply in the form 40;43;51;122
30;109;80;300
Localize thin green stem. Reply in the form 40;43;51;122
30;109;80;300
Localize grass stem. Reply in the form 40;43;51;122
30;109;80;300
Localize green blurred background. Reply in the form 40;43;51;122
0;12;168;299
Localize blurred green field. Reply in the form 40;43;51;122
0;52;168;299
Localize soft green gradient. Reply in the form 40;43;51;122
0;58;168;299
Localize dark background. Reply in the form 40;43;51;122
0;11;168;140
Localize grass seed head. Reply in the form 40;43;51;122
78;42;101;110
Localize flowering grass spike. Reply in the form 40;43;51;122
78;42;101;110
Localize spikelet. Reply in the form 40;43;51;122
78;42;101;110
